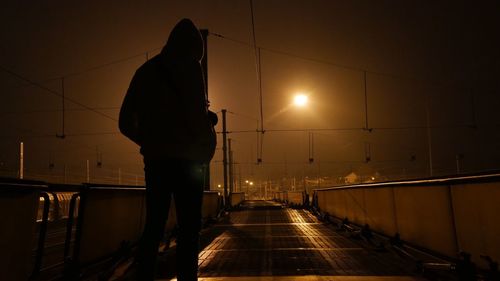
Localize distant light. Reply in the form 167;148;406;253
245;180;249;183
293;94;308;107
217;184;222;188
249;182;254;185
371;177;375;181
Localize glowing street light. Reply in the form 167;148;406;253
293;93;308;107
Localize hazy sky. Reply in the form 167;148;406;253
1;1;500;185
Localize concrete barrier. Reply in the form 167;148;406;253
287;191;305;206
0;179;48;281
273;191;286;202
363;187;397;235
313;174;500;269
230;192;245;207
2;178;224;280
203;191;222;218
73;186;145;267
451;182;500;268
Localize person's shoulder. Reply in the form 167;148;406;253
135;55;163;76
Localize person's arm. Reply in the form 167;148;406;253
119;72;142;146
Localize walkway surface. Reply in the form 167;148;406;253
161;200;426;281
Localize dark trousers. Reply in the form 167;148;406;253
137;159;205;281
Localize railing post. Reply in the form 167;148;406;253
31;193;50;278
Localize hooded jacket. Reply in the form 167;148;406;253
119;19;217;162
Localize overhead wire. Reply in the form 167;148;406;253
249;0;265;163
209;31;478;94
1;27;484;177
0;65;118;122
0;107;121;116
9;47;162;87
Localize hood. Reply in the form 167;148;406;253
161;18;204;63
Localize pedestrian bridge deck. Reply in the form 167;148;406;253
159;200;426;281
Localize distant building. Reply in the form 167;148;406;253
344;172;359;184
343;167;387;184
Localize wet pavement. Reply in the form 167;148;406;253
184;200;425;281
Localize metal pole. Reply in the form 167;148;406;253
61;77;65;138
238;164;242;193
265;181;268;199
364;70;369;130
228;138;234;206
20;142;24;179
222;109;228;207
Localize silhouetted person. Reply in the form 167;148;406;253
119;18;217;281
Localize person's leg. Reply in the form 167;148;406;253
173;163;205;281
137;161;172;281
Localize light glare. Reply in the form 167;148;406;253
294;94;308;107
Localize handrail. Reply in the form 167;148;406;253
32;192;50;278
314;172;500;191
0;177;225;280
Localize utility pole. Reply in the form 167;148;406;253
56;77;66;139
238;164;242;194
19;142;24;179
228;138;234;206
222;109;228;207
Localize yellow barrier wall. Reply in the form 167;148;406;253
0;190;40;281
319;190;336;218
394;185;458;257
344;189;366;226
203;192;221;217
287;191;303;205
315;177;500;267
363;187;398;235
78;189;145;264
332;189;347;219
316;190;328;214
230;192;245;206
452;182;500;268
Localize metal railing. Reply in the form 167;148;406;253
0;177;224;281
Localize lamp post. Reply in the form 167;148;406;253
222;109;228;207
